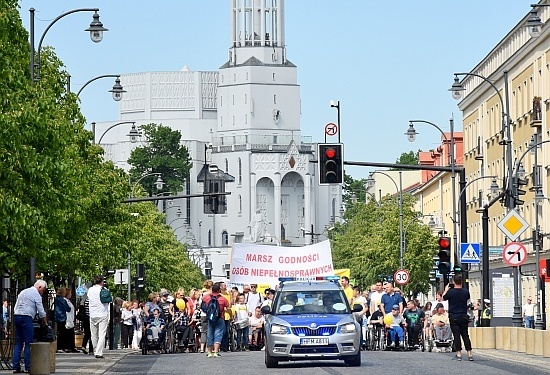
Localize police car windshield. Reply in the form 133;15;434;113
275;291;349;314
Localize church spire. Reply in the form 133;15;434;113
229;0;286;66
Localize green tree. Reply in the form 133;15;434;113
330;194;436;296
395;150;420;166
343;173;367;207
128;124;192;195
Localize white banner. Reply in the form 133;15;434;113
230;240;334;285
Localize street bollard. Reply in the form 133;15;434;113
30;342;50;375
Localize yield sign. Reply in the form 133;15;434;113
502;242;528;267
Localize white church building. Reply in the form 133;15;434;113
95;0;342;279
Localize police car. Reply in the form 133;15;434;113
261;277;362;368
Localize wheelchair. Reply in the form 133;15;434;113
384;324;407;351
366;324;386;351
141;325;168;355
249;326;264;351
170;324;196;353
425;325;453;353
405;323;424;351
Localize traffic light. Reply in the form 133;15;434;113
512;176;527;206
318;143;343;185
135;263;145;291
437;236;451;275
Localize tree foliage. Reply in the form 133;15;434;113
329;194;436;297
343;173;366;208
395;150;420;166
0;1;203;293
128;123;192;195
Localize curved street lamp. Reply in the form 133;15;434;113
131;173;164;197
77;75;126;102
406;119;458;269
366;170;404;269
30;7;108;84
93;121;139;145
526;4;550;38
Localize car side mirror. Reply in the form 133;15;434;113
261;305;272;315
352;304;363;313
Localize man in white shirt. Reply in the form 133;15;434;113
522;297;536;329
87;276;110;359
369;281;385;314
245;284;263;316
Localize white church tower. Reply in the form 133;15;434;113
97;0;342;277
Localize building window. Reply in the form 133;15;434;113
222;231;229;246
238;158;242;185
225;158;229;173
245;114;247;124
244;94;247;104
273;72;275;81
239;195;242;214
220;96;223;106
232;95;235;105
208;230;212;246
273;94;276;104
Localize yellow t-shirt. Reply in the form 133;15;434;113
221;292;232;320
343;286;353;304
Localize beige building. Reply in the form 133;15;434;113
455;2;550;326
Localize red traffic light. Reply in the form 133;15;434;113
438;237;451;249
325;148;336;158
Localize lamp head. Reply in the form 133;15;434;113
127;123;140;143
109;77;126;102
428;216;436;229
527;8;543;38
489;178;500;197
405;122;418;142
85;11;108;43
535;188;545;206
366;172;375;189
155;175;164;190
449;75;465;100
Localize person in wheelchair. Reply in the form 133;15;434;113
385;304;405;348
431;303;451;342
146;308;166;345
173;305;194;350
367;303;385;350
403;300;424;349
248;306;265;350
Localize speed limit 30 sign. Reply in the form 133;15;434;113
394;269;410;285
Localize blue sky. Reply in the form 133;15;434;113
18;1;533;179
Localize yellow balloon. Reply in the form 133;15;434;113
383;314;394;326
176;298;186;311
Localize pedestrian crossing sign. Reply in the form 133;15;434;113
460;243;481;264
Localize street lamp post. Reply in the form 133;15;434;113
76;75;126;102
366;170;404;269
330;100;341;143
450;70;522;325
131;173;164;197
406;119;459;271
94;121;139;145
30;7;108;84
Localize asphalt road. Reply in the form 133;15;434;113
3;348;550;375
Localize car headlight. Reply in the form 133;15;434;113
270;324;289;334
338;323;357;334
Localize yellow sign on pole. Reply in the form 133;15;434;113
497;209;529;241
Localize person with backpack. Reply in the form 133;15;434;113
87;276;111;359
200;282;230;358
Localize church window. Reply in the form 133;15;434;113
222;231;229;246
273;95;276;104
239;195;242;214
238;158;242;185
244;94;247;104
225;158;229;173
273;72;275;81
208;230;212;246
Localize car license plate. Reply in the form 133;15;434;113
300;338;329;345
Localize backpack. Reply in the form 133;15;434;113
100;288;113;304
205;295;220;323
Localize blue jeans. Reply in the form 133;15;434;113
388;326;404;345
524;315;534;329
206;318;225;347
221;320;230;350
236;327;248;347
12;315;34;371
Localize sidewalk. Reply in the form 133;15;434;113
475;349;550;371
0;349;135;375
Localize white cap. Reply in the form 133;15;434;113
483;299;491;304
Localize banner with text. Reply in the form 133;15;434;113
230;240;334;285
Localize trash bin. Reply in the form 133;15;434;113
30;342;50;375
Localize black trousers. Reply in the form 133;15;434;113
121;324;134;348
82;318;93;352
406;324;421;345
449;316;472;352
